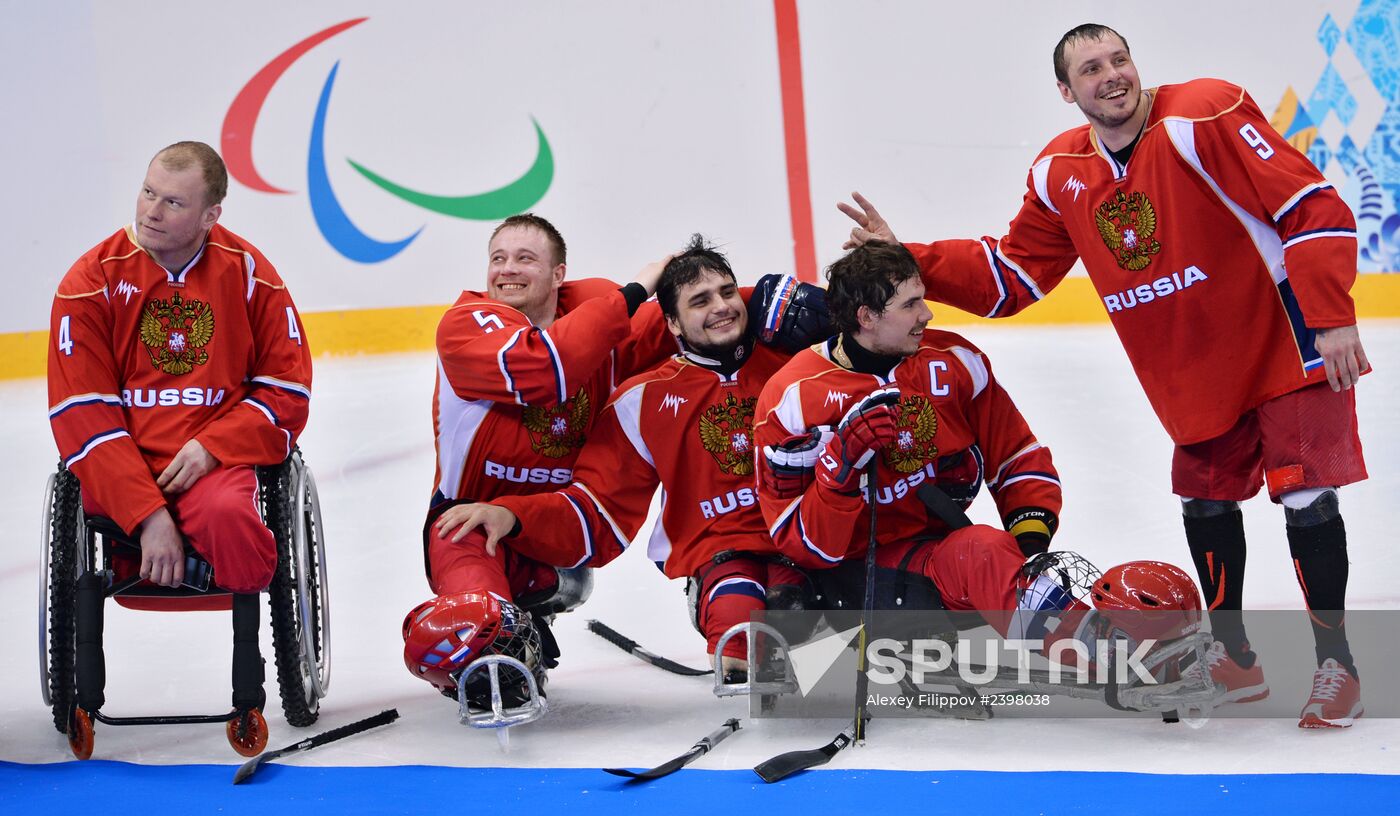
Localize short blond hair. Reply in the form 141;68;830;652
153;141;228;207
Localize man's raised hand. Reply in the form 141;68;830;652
838;192;898;249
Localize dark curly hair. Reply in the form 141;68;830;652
824;241;920;334
656;234;736;319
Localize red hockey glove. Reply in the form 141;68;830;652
816;387;900;494
761;429;833;499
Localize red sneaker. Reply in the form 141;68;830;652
1202;640;1269;703
1299;658;1363;729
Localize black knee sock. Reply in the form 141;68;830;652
1183;510;1253;663
1286;515;1356;677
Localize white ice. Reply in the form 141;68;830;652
2;323;1396;773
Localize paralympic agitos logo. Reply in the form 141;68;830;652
220;18;552;263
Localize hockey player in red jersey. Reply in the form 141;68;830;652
47;141;312;716
48;141;312;594
433;236;834;681
753;240;1065;644
839;24;1366;727
404;213;679;715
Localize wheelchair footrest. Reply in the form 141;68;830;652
90;709;243;727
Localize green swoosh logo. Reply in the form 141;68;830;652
347;118;553;220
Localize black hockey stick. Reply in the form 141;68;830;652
232;709;399;784
754;722;858;783
604;718;741;781
586;619;713;676
853;463;880;743
755;463;879;784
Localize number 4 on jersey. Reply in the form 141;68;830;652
286;307;302;345
57;315;74;356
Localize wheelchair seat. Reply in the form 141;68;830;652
38;449;332;759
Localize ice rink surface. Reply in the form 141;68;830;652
2;323;1397;779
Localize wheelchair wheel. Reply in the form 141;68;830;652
68;705;95;760
261;451;330;727
41;466;82;734
226;708;269;757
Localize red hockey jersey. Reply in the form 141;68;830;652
905;79;1359;444
494;343;791;578
753;331;1060;570
432;280;676;505
47;224;312;534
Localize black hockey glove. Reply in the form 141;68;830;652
748;273;836;353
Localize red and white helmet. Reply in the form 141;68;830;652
402;592;505;692
1090;561;1203;644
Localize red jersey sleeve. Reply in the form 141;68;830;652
753;375;865;570
904;176;1080;319
47;262;166;534
196;257;313;466
438;288;635;407
612;302;681;384
1185;81;1358;328
493;384;660;567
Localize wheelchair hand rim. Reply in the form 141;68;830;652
37;471;56;707
293;458;331;701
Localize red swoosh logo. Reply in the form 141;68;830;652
221;17;367;194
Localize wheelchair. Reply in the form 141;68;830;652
38;449;331;759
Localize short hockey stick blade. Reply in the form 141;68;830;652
586;619;713;676
604;718;741;781
753;722;858;783
233;709;400;784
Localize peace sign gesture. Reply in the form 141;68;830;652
837;191;899;249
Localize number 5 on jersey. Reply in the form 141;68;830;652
473;310;506;333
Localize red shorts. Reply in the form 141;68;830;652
1171;383;1366;502
894;525;1025;637
83;465;277;594
693;557;804;659
426;525;558;605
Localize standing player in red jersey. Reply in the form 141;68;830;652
840;24;1367;727
401;213;679;714
47;141;313;713
753;241;1066;643
433;236;834;683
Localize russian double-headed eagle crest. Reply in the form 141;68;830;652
523;390;591;458
883;395;939;474
1094;189;1162;271
699;394;756;476
138;292;214;375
